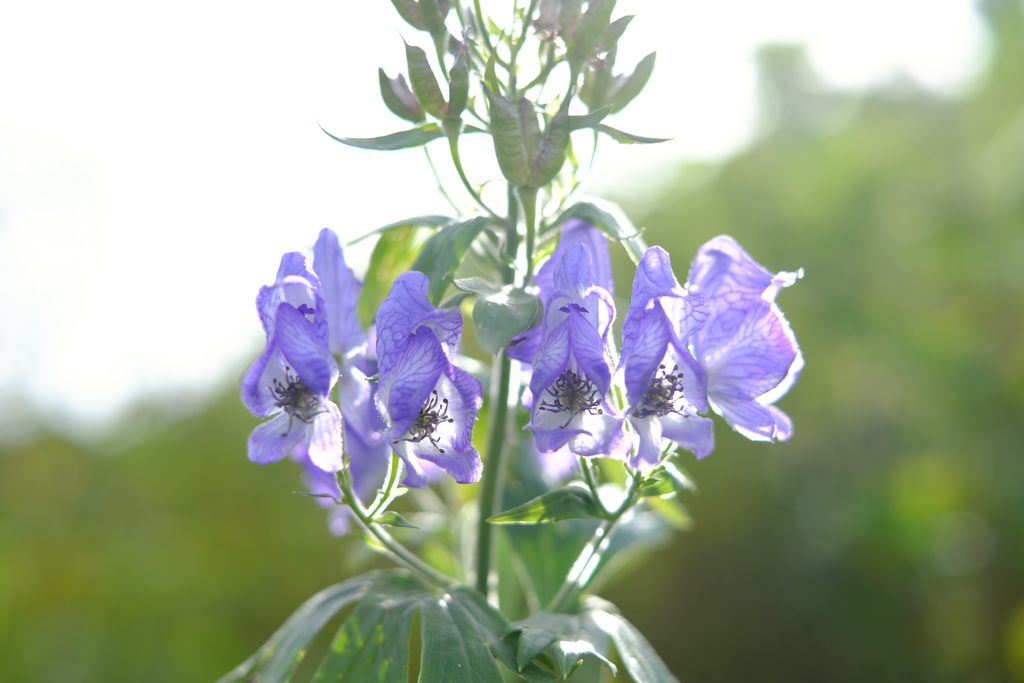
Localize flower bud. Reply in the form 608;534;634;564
484;86;530;187
379;69;426;123
405;42;448;120
446;42;470;119
530;98;571;188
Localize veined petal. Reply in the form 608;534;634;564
376;271;463;378
313;228;366;356
552;243;595;300
240;344;279;416
704;300;799;402
256;252;330;348
337;361;385;447
567;306;612;393
529;317;571;400
306;401;343;472
568;410;626;457
275;303;338;397
659;413;715;460
622;247;707;360
248;413;305;464
378;328;448;439
710;394;777;441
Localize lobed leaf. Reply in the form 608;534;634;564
410;216;492;305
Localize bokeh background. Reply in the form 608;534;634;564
2;0;1023;681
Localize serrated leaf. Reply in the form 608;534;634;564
320;121;445;150
586;600;681;683
454;278;541;354
489;487;604;524
215;571;411;683
552;199;647;263
374;511;418;528
594;122;669;144
410;216;491;305
405;42;448;119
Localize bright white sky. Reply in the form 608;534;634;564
0;0;987;437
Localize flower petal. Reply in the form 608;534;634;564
306;401;343;472
248;413;305;463
378;328;448;439
376;271;463;379
659;413;715;460
275;303;338;397
313;228;366;356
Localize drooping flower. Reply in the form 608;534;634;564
507;218;614;363
527;243;626;457
313;229;389;486
375;271;483;488
687;235;803;441
240;295;343;472
619;246;714;467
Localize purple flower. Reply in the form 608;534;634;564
241;294;343;472
375;271;483;488
313;229;389;485
527;243;626;457
508;219;614;363
688;235;803;441
619;246;714;467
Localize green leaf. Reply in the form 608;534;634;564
594;122;669;144
553;199;647;263
601;14;634;50
572;0;616;57
419;0;447;36
531;97;571;188
359;225;428;327
312;591;419;683
569;105;613;131
420;593;505;682
609;51;657;114
410;216;492;305
350;214;453;245
454;277;541;354
379;69;425;123
391;0;425;30
374;511;418;528
214;571;408;683
507;612;616;678
488;487;604;524
447;42;470;119
405;42;448;119
586;598;681;683
637;461;696;498
645;495;693;532
320;121;445;150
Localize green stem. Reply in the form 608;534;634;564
517;186;538;280
446;125;502;220
474;349;513;596
367;453;403;519
340;472;452;589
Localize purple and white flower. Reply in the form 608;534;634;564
619;246;714;467
241;278;343;473
527;243;626;457
375;271;484;488
508;218;614;364
688;235;803;442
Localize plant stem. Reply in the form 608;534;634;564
474;349;513;597
339;473;453;589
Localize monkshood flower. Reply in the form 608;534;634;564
507;218;614;363
527;243;626;457
375;271;483;488
688;235;803;441
619;246;714;467
241;297;343;472
313;229;389;489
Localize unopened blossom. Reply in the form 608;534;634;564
688;235;803;441
507;218;614;364
375;271;483;488
619;246;713;466
527;243;626;457
241;298;343;472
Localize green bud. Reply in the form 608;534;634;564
530;97;571;188
518;97;541;163
446;43;469;119
609;51;656;113
379;69;426;123
484;86;530;187
601;14;633;50
405;42;448;120
572;0;616;58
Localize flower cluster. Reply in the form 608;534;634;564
523;224;803;468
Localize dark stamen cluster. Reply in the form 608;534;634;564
635;364;687;418
270;366;324;434
396;390;454;453
538;369;603;428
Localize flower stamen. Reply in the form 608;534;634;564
396;390;454;453
270;365;325;434
538;369;604;428
634;364;687;418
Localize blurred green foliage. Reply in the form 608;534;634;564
3;2;1024;681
